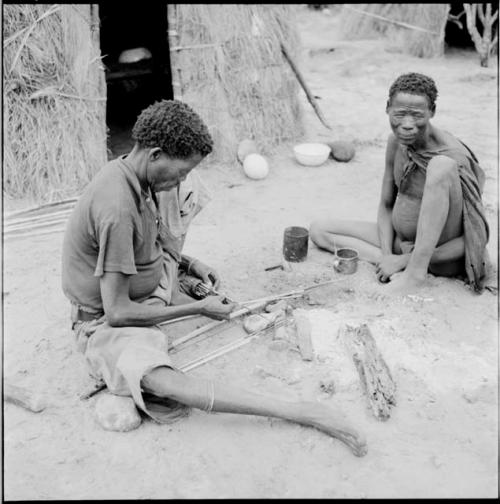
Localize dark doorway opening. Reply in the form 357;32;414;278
98;3;174;158
444;5;475;50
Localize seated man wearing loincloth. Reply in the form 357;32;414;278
310;72;489;295
62;100;366;456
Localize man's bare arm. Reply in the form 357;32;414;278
377;134;399;254
100;271;234;327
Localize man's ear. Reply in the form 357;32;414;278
385;100;390;113
149;147;162;162
429;104;436;117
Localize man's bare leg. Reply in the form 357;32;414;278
385;158;464;294
142;367;367;456
309;220;382;263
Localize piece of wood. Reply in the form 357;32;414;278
4;383;46;412
280;43;332;130
339;323;396;421
293;311;314;361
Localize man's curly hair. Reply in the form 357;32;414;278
132;99;213;158
388;72;438;110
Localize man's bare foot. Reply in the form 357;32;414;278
382;271;427;296
303;404;368;457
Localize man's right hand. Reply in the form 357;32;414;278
199;295;237;320
376;253;410;283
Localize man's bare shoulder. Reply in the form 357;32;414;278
386;132;404;162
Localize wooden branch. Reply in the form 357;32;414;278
343;5;439;34
280;43;332;130
464;3;495;67
340;323;396;421
477;3;486;26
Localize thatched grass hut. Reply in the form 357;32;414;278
3;4;303;204
340;4;452;58
3;4;107;203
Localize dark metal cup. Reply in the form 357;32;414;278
333;247;358;274
283;226;309;262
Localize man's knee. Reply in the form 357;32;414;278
425;156;459;188
309;220;326;245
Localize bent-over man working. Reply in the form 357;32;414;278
310;72;489;294
62;100;366;456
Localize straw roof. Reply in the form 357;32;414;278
3;3;302;203
3;4;107;203
340;4;450;58
168;4;304;162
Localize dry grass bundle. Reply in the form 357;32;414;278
169;4;304;161
3;4;107;203
340;4;450;58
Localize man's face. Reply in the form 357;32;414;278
147;151;203;192
386;92;434;146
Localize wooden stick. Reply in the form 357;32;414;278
161;314;202;326
167;300;268;349
5;208;72;227
5;218;69;233
180;320;285;372
180;336;255;372
238;279;345;308
342;5;439;34
4;226;66;240
280;43;332;130
5;197;77;219
79;382;107;400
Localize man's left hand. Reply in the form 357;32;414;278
189;259;221;289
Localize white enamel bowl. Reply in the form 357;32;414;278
293;143;331;166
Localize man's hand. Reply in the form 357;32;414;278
189;259;221;289
199;295;237;320
376;254;410;283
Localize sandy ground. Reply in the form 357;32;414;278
3;6;499;499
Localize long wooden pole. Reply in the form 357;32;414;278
280;43;332;130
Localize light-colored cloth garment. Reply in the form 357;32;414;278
153;169;212;305
73;294;190;424
71;168;212;422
